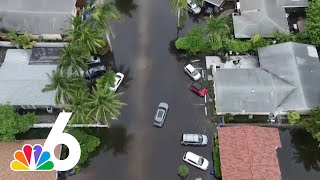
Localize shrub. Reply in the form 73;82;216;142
287;111;301;125
250;34;270;50
223;113;234;123
0;104;38;141
213;133;221;178
225;39;252;53
178;165;189;178
175;27;211;55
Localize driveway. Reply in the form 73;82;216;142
69;0;214;179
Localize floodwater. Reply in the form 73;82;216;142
16;0;320;179
278;128;320;180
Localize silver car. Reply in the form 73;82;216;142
154;102;169;127
181;134;208;146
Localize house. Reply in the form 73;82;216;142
218;126;282;180
213;42;320;116
0;49;58;110
0;139;61;180
0;0;77;40
233;0;308;38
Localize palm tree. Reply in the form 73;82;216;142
42;70;86;104
84;2;121;37
64;89;91;124
205;17;230;37
72;26;106;54
58;44;90;75
86;88;126;126
96;69;116;90
170;0;188;28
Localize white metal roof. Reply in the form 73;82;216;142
0;49;57;106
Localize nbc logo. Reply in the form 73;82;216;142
11;144;54;171
10;112;81;171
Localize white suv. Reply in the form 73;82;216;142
183;151;209;170
181;134;208;146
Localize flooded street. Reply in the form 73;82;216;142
18;0;320;179
69;0;212;179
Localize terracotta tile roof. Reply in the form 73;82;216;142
0;139;61;180
218;126;282;180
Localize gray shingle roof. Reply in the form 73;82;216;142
233;0;308;38
214;42;320;114
0;49;57;107
0;0;76;35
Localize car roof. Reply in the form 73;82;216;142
186;151;200;162
183;134;200;142
186;64;196;72
155;108;165;122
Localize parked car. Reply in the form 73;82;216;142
187;0;201;14
184;64;201;81
181;134;208;146
183;151;209;170
110;72;124;91
154;102;169;127
87;56;101;65
84;65;107;79
190;82;208;96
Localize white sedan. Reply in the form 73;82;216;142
183;151;209;170
109;72;124;91
184;64;201;81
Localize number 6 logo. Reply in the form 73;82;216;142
43;112;81;171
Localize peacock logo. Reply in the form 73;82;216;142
10;112;81;172
11;144;54;171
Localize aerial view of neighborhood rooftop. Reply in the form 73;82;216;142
1;0;320;179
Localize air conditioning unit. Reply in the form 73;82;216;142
46;107;54;113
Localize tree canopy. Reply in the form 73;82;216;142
175;27;210;55
0;105;38;141
305;0;320;46
69;129;100;174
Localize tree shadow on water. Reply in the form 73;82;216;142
290;129;320;172
88;125;134;156
114;0;138;18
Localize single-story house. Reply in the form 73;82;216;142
0;49;58;110
0;139;61;180
233;0;308;38
218;126;282;180
213;42;320;116
0;0;77;40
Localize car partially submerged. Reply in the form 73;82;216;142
87;56;101;65
183;151;209;170
189;82;208;97
181;134;208;146
110;72;124;91
154;102;169;128
184;64;201;81
84;65;107;79
187;0;201;14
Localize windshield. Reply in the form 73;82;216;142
191;69;199;76
198;157;204;165
198;135;203;142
